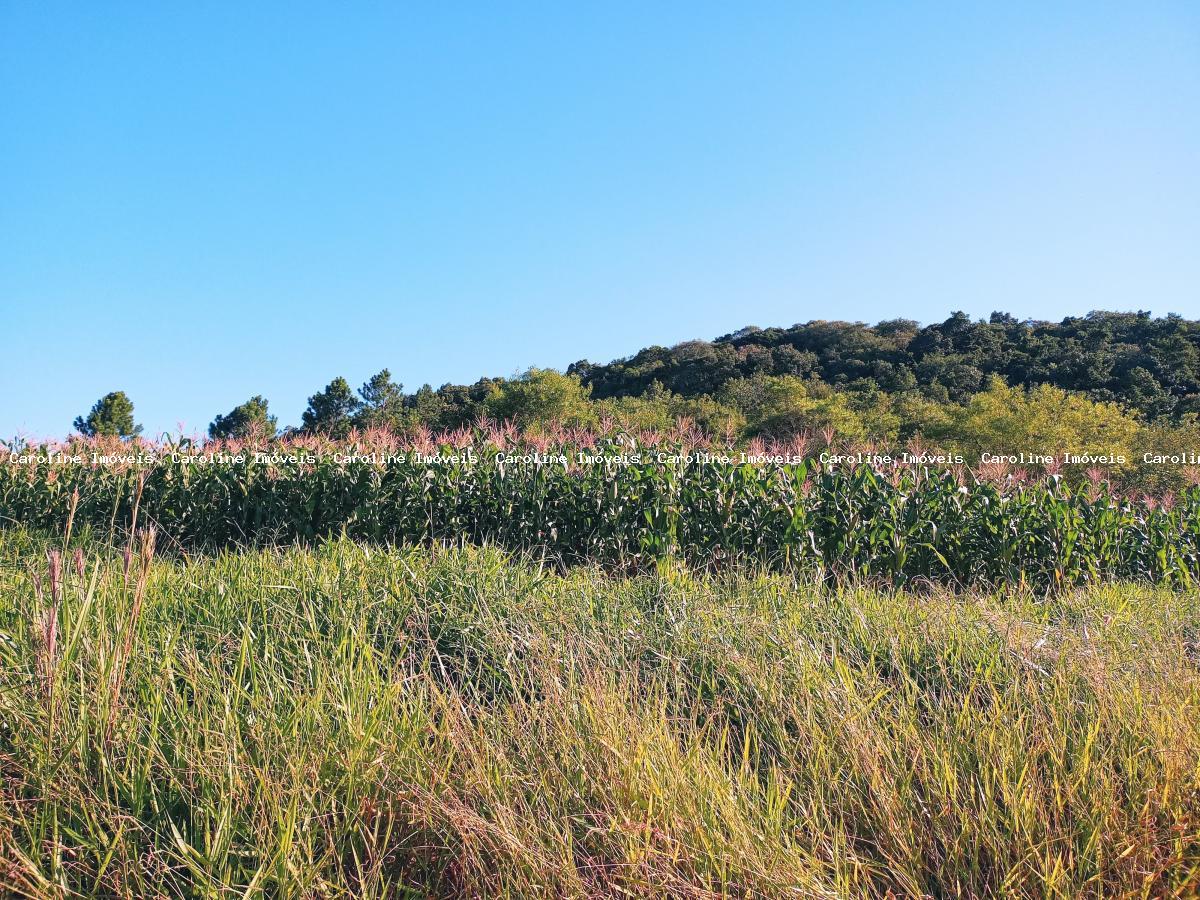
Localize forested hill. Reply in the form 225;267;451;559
567;311;1200;419
67;310;1200;446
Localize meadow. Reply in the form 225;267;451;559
1;527;1199;897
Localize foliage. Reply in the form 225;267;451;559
597;382;746;437
937;378;1141;467
300;377;360;438
570;310;1200;420
208;395;277;440
485;368;596;429
721;374;869;440
307;311;1198;446
353;369;407;430
72;391;141;438
2;535;1199;896
1138;415;1200;493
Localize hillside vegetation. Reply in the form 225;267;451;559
367;310;1200;437
577;311;1200;413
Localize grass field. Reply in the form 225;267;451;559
2;528;1199;897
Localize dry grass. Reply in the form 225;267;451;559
1;529;1199;897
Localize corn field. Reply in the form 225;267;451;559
4;435;1198;589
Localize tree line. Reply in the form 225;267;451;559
69;310;1200;480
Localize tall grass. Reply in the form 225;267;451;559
2;529;1199;897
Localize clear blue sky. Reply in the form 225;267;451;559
3;2;1198;438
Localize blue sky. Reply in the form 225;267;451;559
2;2;1198;438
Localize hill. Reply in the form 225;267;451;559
568;310;1200;417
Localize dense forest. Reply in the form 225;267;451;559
573;310;1200;415
330;310;1199;432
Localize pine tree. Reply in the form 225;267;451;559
209;396;278;440
74;391;142;437
301;378;360;437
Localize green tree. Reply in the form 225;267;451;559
485;368;596;429
721;375;866;440
407;384;448;429
670;395;747;438
74;391;142;438
354;369;407;430
941;377;1140;466
208;396;277;440
1120;367;1174;419
301;377;360;437
596;394;672;433
1135;415;1200;492
596;382;747;438
888;391;959;442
